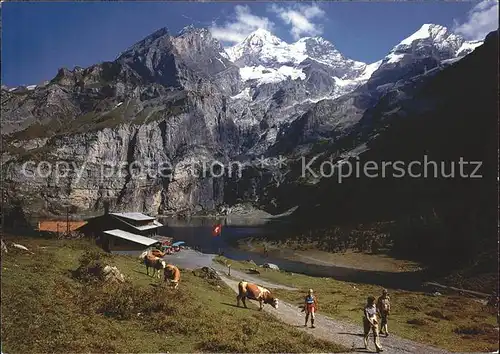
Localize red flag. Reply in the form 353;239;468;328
212;224;222;237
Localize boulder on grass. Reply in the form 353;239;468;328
102;265;125;283
192;266;222;286
192;266;221;280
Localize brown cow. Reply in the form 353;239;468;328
140;251;166;278
164;264;181;289
237;281;279;310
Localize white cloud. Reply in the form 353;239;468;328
453;0;498;40
269;4;326;40
209;5;275;44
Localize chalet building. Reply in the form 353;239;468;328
77;212;164;252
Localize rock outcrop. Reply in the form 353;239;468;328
102;265;126;284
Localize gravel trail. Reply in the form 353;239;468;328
218;274;452;354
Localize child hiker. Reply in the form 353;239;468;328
363;295;384;352
376;289;391;336
303;289;318;328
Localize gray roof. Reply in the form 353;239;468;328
103;229;160;246
134;220;163;230
109;214;163;231
109;212;155;221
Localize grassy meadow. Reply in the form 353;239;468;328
1;235;348;353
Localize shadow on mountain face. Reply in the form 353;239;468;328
285;30;498;268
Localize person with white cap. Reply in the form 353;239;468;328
303;288;318;328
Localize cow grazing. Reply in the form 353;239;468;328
139;249;164;259
164;264;181;289
237;281;279;310
140;251;166;278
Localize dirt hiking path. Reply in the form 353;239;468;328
218;273;453;354
211;263;297;290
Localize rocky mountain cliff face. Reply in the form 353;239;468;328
0;24;490;221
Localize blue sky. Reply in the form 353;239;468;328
2;1;498;87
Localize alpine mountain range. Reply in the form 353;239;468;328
1;22;496;222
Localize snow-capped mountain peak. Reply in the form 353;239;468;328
384;23;483;64
226;29;299;66
227;30;364;72
295;36;335;47
292;36;336;54
226;29;375;98
291;36;352;67
225;23;484;104
242;28;284;47
399;23;450;46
